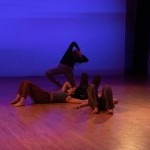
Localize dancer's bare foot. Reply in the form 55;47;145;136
13;97;25;107
93;108;99;114
113;99;119;104
10;98;20;105
108;109;113;115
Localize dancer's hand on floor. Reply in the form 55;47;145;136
74;105;81;109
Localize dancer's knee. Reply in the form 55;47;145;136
21;80;32;87
23;80;31;84
45;71;52;78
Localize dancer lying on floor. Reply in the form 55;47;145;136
74;75;118;114
61;72;89;100
10;72;89;107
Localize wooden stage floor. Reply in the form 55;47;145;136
0;76;150;150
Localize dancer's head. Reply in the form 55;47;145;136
79;72;89;87
73;49;82;58
92;74;101;88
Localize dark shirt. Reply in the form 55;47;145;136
72;84;89;100
60;41;89;68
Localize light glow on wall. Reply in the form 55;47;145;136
0;0;126;76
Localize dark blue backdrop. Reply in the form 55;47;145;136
0;0;126;76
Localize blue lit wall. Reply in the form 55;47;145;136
0;0;126;76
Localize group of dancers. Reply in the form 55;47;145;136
10;41;118;114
